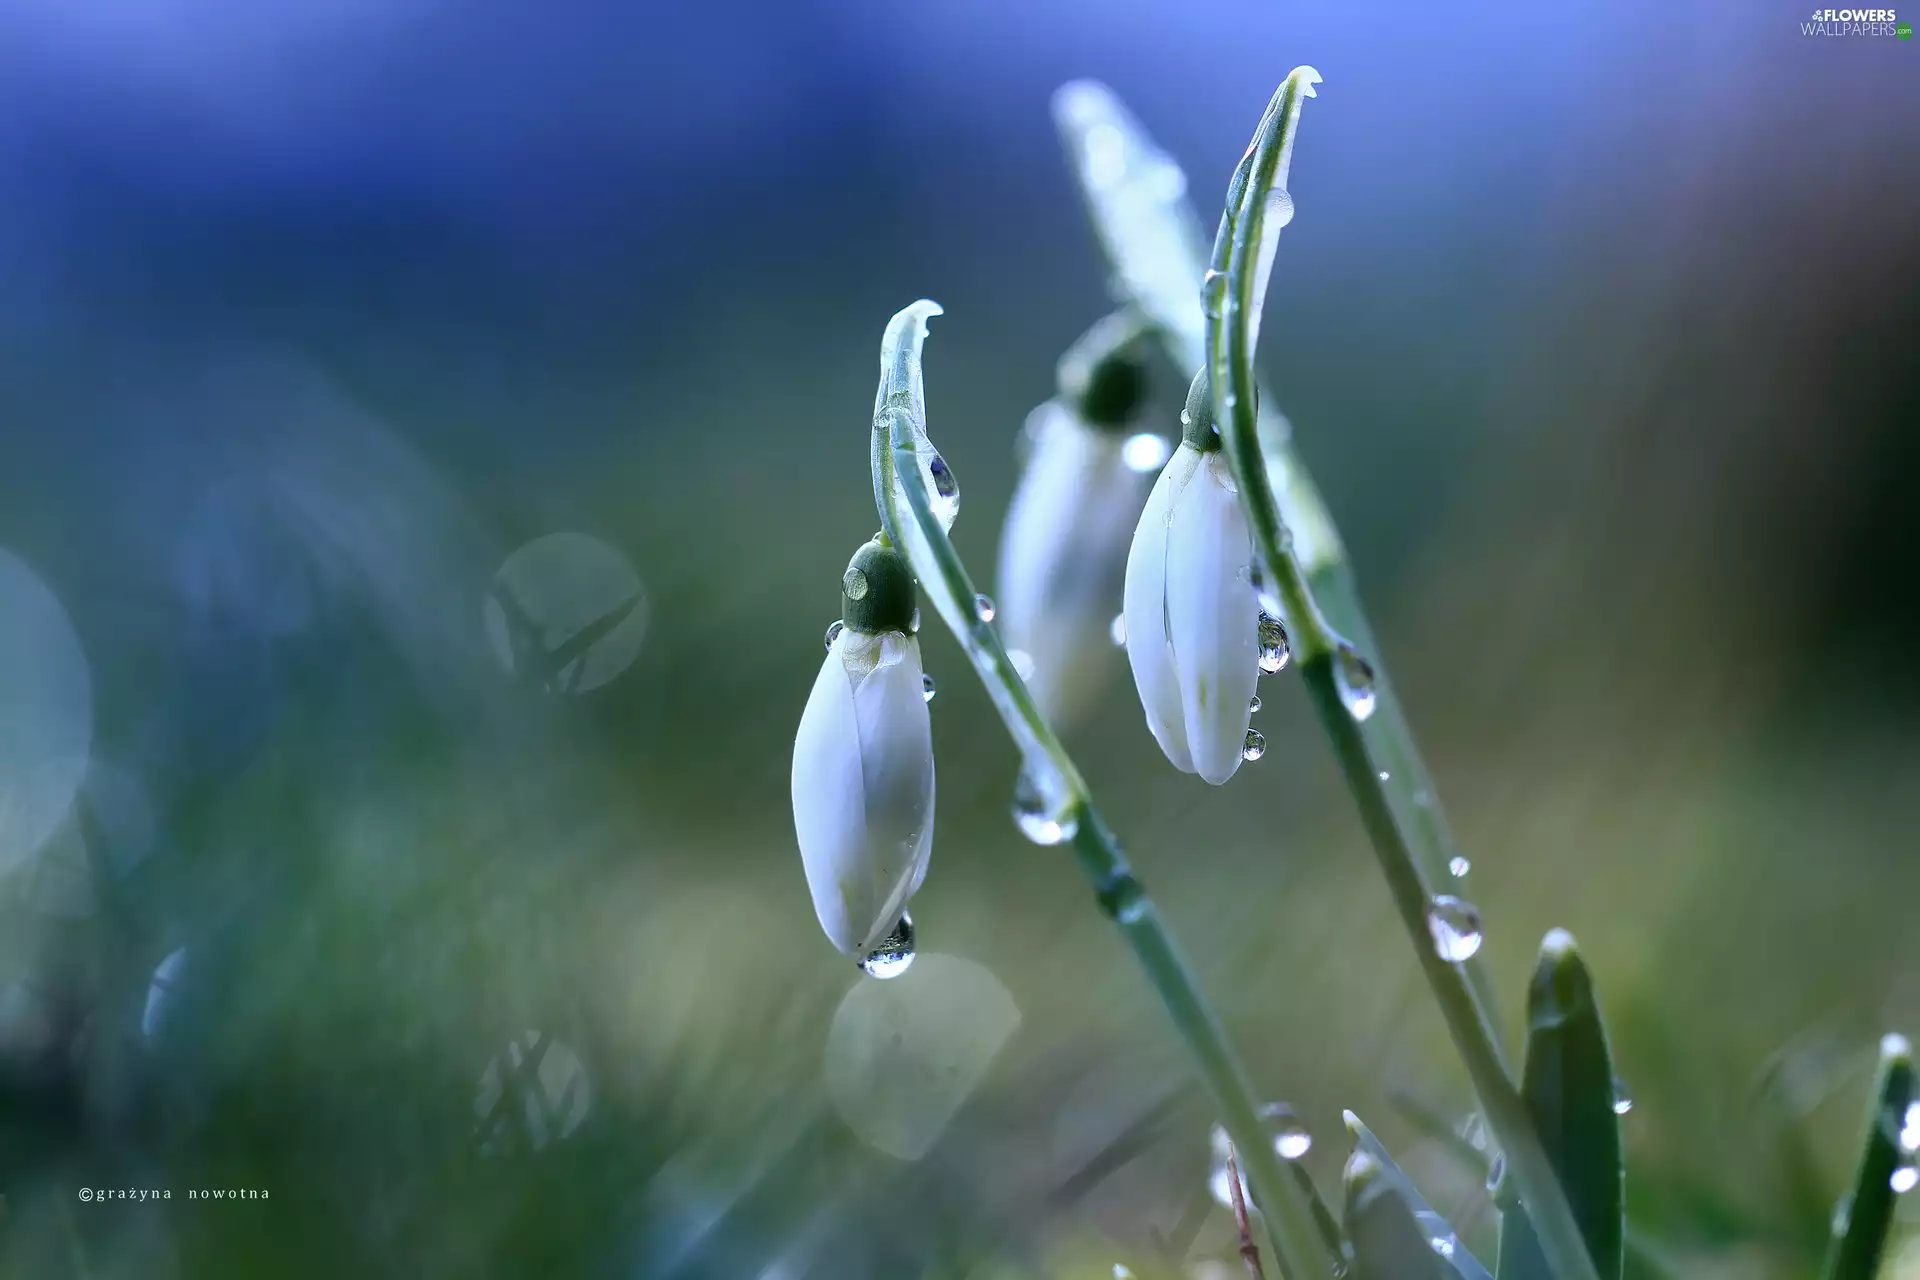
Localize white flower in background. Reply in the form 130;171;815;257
995;316;1159;730
1122;373;1259;785
792;537;935;962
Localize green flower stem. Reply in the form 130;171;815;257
1055;75;1511;1063
1309;565;1510;1064
871;301;1343;1280
1820;1033;1915;1280
1208;72;1599;1280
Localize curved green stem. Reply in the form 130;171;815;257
1207;72;1600;1280
870;300;1343;1280
1058;76;1509;1060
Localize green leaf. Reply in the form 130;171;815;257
1498;930;1626;1280
1820;1032;1917;1280
1346;1112;1495;1280
1345;1151;1453;1280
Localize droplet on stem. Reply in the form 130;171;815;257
860;914;916;979
1334;643;1377;721
1611;1077;1633;1115
1012;767;1078;846
1892;1163;1919;1195
973;593;996;623
1448;856;1472;878
1426;896;1484;962
1256;612;1290;674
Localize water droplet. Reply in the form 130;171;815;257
1612;1078;1633;1115
1108;614;1127;648
1832;1191;1854;1235
1892;1163;1919;1195
1266;187;1296;231
1377;770;1391;781
1007;648;1036;682
824;620;845;650
1426;896;1484;962
1241;730;1266;762
973;593;995;623
1485;1151;1506;1197
1247;693;1262;713
910;606;921;633
1121;433;1171;474
861;913;916;979
1201;268;1229;319
1334;643;1377;721
1900;1101;1920;1151
1012;768;1078;846
1207;1104;1312;1208
921;674;937;703
842;567;869;600
925;453;961;527
1111;1267;1135;1280
1430;1236;1456;1258
1257;612;1290;674
1448;856;1471;878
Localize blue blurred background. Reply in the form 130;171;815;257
1;1;1916;1276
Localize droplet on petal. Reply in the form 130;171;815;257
861;914;917;979
1247;693;1261;713
1427;896;1484;962
1241;730;1266;762
824;620;845;650
926;453;961;527
921;674;937;703
1109;614;1127;648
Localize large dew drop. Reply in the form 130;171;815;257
843;567;870;600
925;452;961;528
1426;896;1485;962
1207;1103;1314;1210
1012;767;1078;846
861;914;917;979
1333;643;1378;721
1256;612;1290;674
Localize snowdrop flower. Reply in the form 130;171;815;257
792;536;936;962
1122;371;1260;785
994;314;1158;729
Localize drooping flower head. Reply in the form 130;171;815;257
1122;370;1260;785
791;537;936;962
994;313;1160;730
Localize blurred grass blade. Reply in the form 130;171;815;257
1051;80;1212;373
1344;1151;1451;1280
1820;1033;1916;1280
1498;930;1626;1280
1345;1112;1494;1280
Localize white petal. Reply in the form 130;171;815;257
1165;452;1259;785
792;631;935;955
995;403;1146;727
1122;444;1203;774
